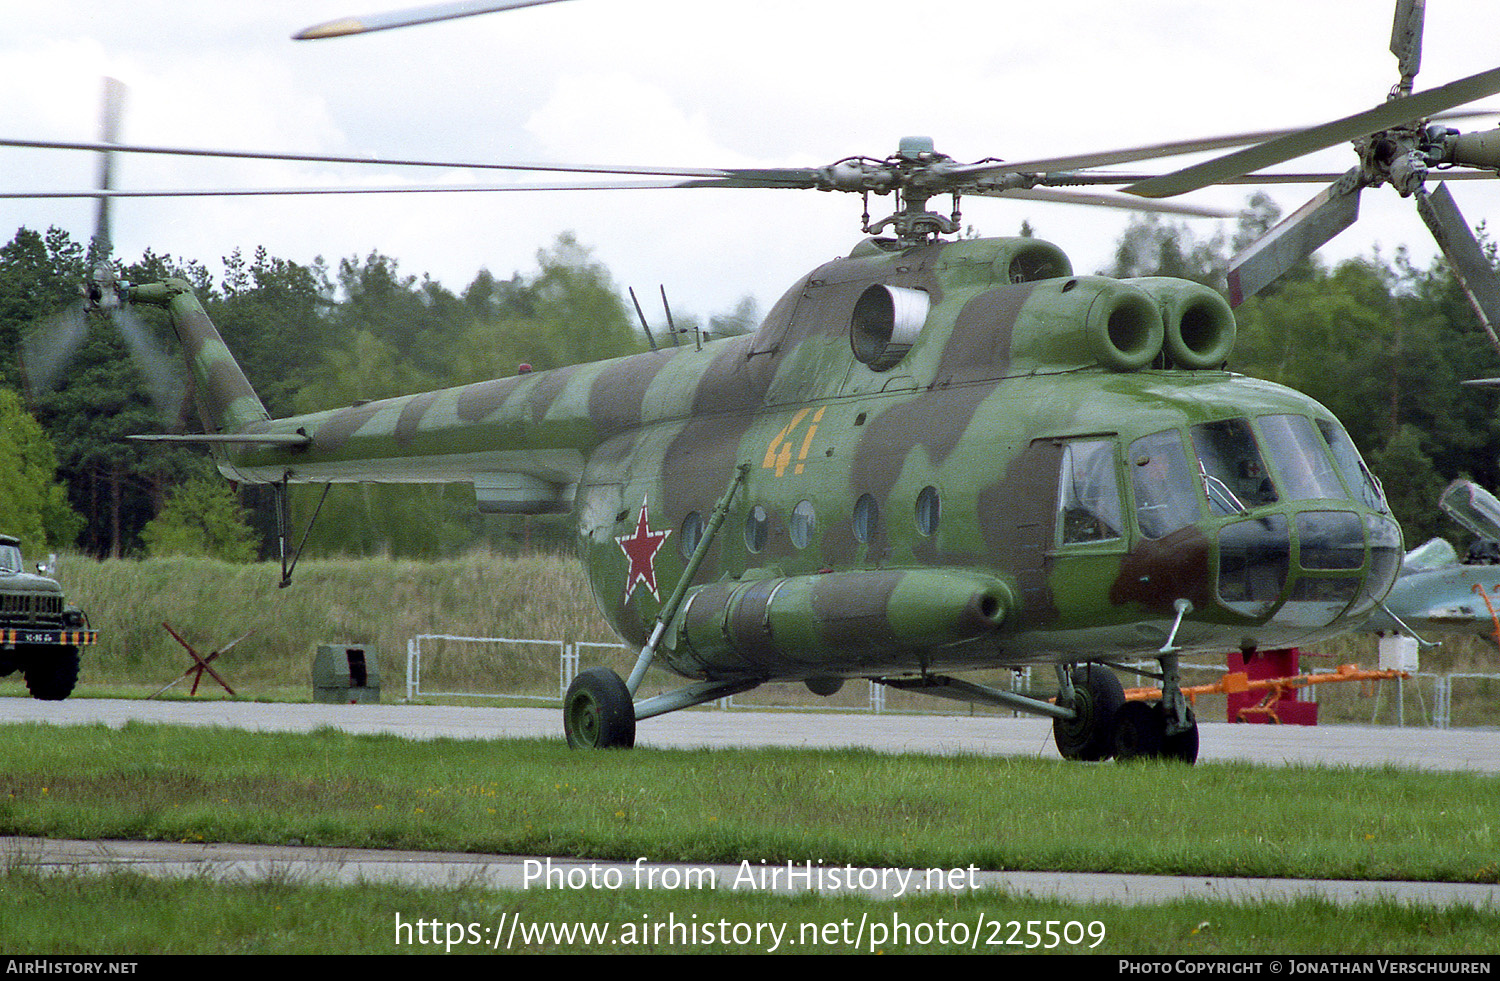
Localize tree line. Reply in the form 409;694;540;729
1;197;1496;561
0;229;710;559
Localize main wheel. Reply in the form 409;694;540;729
1052;664;1124;761
563;667;636;749
23;647;79;701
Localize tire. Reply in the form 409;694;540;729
23;646;79;701
1162;708;1199;765
1052;664;1124;761
563;667;636;749
1113;700;1166;760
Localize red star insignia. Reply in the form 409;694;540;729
616;498;671;603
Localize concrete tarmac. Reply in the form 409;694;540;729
4;697;1499;907
2;696;1499;771
7;836;1500;908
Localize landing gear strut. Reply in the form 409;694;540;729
1112;651;1200;764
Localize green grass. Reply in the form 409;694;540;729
3;868;1498;954
3;722;1498;883
45;552;618;698
4;723;1498;955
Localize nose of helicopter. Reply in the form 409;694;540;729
1216;507;1402;629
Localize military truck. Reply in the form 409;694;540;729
0;535;94;700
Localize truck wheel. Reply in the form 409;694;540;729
23;646;79;701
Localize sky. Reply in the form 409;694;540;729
4;0;1500;323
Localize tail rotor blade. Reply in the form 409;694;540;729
1416;182;1500;357
20;304;90;398
94;77;126;257
1127;64;1500;199
1226;172;1364;306
112;305;186;428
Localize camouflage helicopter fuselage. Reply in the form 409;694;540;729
131;235;1401;748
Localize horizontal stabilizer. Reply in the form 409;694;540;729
127;432;312;445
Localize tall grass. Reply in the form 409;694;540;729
31;551;616;699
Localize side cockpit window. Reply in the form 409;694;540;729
1058;439;1123;544
1316;418;1389;513
1129;430;1202;539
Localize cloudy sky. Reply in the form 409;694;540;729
4;1;1499;321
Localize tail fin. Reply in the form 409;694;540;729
128;279;270;435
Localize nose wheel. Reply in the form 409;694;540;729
1053;661;1200;764
1115;701;1199;764
1052;664;1125;761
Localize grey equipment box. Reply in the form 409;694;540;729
313;644;380;704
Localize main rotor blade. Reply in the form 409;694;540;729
1390;0;1426;94
8;167;1493;203
0;136;788;181
952;128;1309;180
1417;181;1500;357
1126;65;1500;199
966;186;1232;218
296;0;576;39
93;77;125;256
6;110;1491;188
0;179;1234;217
1225;171;1363;306
0;178;816;199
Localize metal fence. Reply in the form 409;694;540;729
1388;671;1500;729
403;635;1500;727
404;634;569;702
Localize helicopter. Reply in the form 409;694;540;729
7;0;1500;762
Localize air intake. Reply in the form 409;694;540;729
851;284;930;371
1127;278;1237;369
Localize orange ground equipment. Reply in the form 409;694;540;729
1123;647;1408;725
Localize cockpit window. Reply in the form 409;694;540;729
0;546;19;574
1190;418;1277;515
1128;430;1202;539
1256;414;1348;502
1315;418;1388;512
1057;439;1123;544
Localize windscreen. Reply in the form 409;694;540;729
1256;414;1348;502
1316;418;1388;512
1190;418;1278;515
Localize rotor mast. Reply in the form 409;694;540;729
859;137;964;246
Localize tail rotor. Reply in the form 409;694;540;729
19;78;189;430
